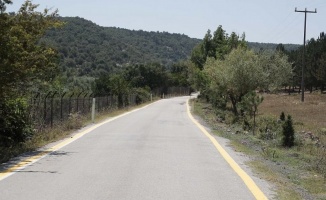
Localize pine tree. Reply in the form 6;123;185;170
280;112;285;121
282;115;295;147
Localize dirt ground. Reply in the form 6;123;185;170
259;92;326;133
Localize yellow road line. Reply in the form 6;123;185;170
186;99;268;200
0;104;152;181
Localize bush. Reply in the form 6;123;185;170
0;98;33;147
282;115;295;147
280;112;285;121
133;88;151;105
256;116;281;141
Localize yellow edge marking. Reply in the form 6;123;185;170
187;99;268;200
0;103;153;181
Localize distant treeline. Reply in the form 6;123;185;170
248;42;300;52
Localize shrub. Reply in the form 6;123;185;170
133;88;151;105
282;115;295;147
280;112;285;121
0;98;33;147
64;112;84;130
256;116;281;141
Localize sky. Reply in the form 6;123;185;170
6;0;326;44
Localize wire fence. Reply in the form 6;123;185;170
28;87;191;130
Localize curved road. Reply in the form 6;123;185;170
0;97;269;200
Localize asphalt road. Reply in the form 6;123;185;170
0;97;269;200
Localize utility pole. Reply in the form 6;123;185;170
295;8;317;102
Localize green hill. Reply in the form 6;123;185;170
41;17;300;78
41;17;201;77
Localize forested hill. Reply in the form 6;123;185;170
41;17;300;77
41;17;201;77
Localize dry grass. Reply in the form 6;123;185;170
259;92;326;133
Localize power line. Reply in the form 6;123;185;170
295;7;317;102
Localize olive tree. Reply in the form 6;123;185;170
204;48;292;115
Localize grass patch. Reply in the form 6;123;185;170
248;160;303;200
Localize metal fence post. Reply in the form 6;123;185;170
50;92;57;128
60;92;66;121
68;92;74;114
76;91;83;113
43;92;52;124
82;93;88;113
92;98;96;123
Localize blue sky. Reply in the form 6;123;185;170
7;0;326;44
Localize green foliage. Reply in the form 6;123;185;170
239;91;264;117
204;48;261;114
169;61;191;87
287;32;326;92
124;63;169;90
247;42;300;52
0;1;62;148
203;48;292;116
280;112;285;121
190;26;246;70
238;91;264;135
256;116;282;141
257;51;293;91
0;1;62;97
94;73;129;97
282;115;295;148
133;88;151;105
41;17;201;77
0;98;33;147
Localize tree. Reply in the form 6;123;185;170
204;48;292;115
257;51;293;91
282;115;295;148
239;91;264;135
0;0;62;97
0;0;62;147
280;112;285;121
204;48;261;114
169;61;191;87
276;43;286;53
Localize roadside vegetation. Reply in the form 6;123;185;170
188;24;326;199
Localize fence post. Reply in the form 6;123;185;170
60;92;66;121
43;92;52;124
92;98;96;123
68;92;74;114
150;93;152;101
89;93;93;114
76;91;83;113
50;92;57;128
31;93;40;123
82;93;88;114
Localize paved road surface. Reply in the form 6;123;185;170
0;97;268;200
